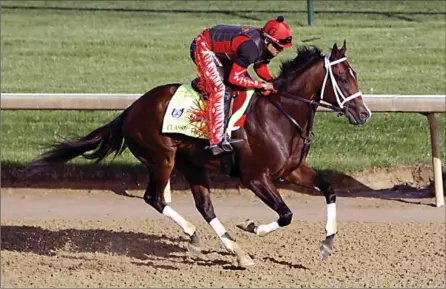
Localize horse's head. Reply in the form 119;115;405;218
320;41;371;125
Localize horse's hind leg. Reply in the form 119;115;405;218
137;153;200;249
177;162;254;267
285;162;337;259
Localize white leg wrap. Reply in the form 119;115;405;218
326;203;337;236
209;218;235;252
162;206;195;236
255;221;280;237
163;180;171;204
209;218;226;236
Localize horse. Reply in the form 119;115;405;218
27;41;371;267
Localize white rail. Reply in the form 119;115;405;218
1;93;444;207
1;93;445;112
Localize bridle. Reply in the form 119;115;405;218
267;54;363;167
320;54;363;109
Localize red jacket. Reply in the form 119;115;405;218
202;25;274;89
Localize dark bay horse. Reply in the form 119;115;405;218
28;42;371;267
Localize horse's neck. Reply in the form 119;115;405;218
275;94;313;131
287;59;325;102
250;93;313;141
259;61;324;140
246;60;324;141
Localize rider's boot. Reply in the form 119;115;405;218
208;87;246;155
222;87;244;144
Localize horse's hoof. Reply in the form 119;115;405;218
187;243;202;255
237;254;255;268
319;243;330;260
236;219;256;234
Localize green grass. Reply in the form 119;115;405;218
1;1;445;173
2;110;444;173
1;0;445;93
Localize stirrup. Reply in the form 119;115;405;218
220;138;234;152
205;143;229;156
221;133;246;150
205;139;234;156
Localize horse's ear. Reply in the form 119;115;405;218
330;43;339;60
340;39;347;55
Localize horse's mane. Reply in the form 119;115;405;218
274;45;324;91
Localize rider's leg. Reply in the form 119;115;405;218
218;66;233;124
217;66;235;148
192;34;228;155
189;40;208;98
206;60;226;153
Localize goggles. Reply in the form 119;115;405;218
264;32;292;47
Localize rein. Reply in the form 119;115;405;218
267;90;343;139
265;91;344;168
266;93;314;142
266;93;313;168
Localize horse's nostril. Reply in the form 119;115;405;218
360;112;369;121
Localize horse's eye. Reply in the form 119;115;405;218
339;77;348;84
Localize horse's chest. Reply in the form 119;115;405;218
284;152;302;170
282;140;307;172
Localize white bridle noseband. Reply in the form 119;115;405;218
320;55;363;109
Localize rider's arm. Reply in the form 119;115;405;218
254;62;274;82
228;38;263;89
229;63;263;89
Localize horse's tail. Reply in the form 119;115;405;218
27;109;129;172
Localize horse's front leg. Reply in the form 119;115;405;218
285;162;337;259
238;173;293;237
177;162;254;268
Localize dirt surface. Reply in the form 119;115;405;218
1;165;445;288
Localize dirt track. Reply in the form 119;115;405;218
1;165;445;288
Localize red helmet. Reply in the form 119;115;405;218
262;16;293;49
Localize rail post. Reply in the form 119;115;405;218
426;113;444;207
307;0;314;26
